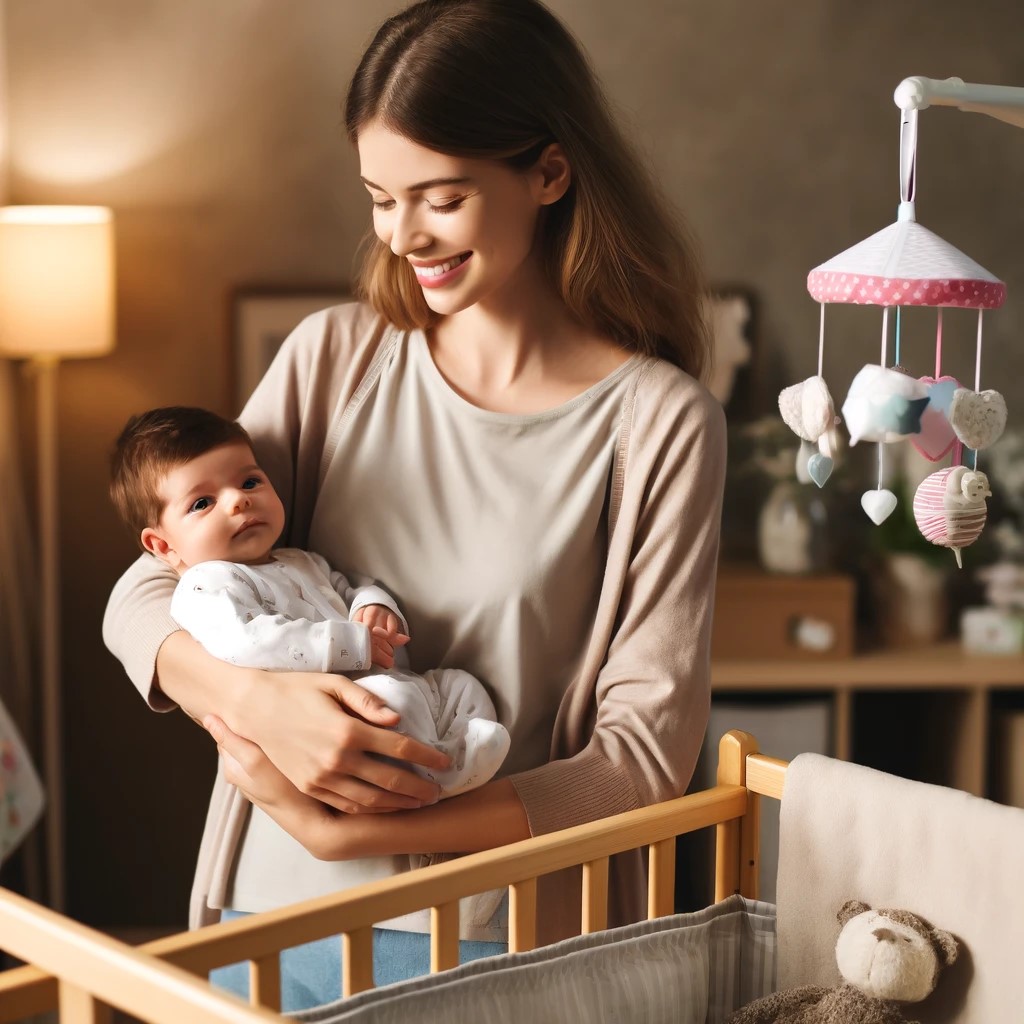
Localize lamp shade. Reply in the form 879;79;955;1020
0;205;115;359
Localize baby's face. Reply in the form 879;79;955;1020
143;441;285;572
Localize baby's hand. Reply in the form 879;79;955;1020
353;604;409;669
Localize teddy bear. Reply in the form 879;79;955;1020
727;900;959;1024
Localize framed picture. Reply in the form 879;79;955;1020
707;285;757;420
232;287;347;412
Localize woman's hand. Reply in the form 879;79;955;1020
205;714;353;859
204;714;302;810
235;668;450;814
155;632;449;815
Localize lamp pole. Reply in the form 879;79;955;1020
35;354;64;912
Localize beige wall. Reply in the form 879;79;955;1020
0;0;7;199
3;0;1023;926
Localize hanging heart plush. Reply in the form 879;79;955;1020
841;364;930;445
910;375;960;461
861;488;898;525
912;466;991;568
778;375;834;442
949;388;1007;451
807;453;833;488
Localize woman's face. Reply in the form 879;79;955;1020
357;121;567;317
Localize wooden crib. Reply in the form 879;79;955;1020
0;731;784;1023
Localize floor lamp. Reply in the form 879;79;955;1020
0;206;116;911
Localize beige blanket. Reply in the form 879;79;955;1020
776;752;1024;1023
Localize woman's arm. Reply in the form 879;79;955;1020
207;714;530;858
509;377;728;836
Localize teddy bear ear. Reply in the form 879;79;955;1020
837;899;871;924
932;928;959;967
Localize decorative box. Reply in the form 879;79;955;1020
960;606;1024;655
711;564;856;661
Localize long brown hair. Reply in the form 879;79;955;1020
345;0;710;380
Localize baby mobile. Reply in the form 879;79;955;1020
780;78;1010;568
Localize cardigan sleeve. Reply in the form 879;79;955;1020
101;553;184;711
101;302;385;709
509;375;727;835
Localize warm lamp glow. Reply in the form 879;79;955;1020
0;205;115;359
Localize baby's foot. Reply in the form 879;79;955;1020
435;718;511;799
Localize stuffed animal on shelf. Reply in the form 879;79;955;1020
727;900;959;1024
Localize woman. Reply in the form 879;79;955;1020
104;0;725;1006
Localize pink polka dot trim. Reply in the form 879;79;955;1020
807;271;1006;309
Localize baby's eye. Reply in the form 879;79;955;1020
189;497;212;513
241;477;261;490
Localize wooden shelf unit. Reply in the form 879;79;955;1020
711;642;1024;800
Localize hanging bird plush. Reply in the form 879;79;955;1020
913;466;992;568
778;375;836;486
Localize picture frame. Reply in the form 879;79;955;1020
231;287;348;413
707;284;757;421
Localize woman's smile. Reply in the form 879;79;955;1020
411;252;473;288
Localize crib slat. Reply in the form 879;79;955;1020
738;775;761;901
342;928;374;997
715;731;759;901
509;878;537;952
647;837;676;918
249;954;281;1011
581;857;609;933
58;983;112;1024
431;902;460;973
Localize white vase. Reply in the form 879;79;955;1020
757;480;829;575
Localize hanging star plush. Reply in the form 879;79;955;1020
841;364;930;445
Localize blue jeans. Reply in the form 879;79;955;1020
210;911;507;1011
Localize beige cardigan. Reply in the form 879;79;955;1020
103;302;726;943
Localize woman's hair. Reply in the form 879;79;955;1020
345;0;710;380
110;406;253;539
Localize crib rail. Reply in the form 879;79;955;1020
0;730;785;1023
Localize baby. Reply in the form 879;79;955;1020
109;406;509;798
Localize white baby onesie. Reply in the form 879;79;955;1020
171;549;509;797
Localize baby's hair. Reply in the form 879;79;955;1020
345;0;710;380
110;406;253;541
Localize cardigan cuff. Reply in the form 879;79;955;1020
509;749;645;837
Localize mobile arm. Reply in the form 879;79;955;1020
894;76;1024;130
